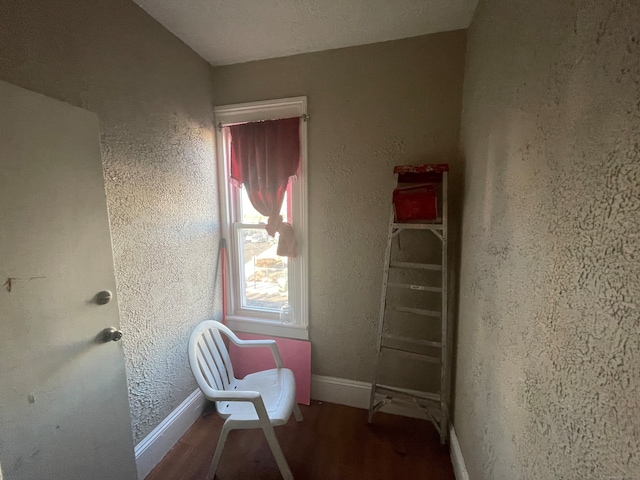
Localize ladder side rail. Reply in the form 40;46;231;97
439;171;449;443
369;173;399;421
375;206;397;353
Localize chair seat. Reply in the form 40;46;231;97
217;368;297;426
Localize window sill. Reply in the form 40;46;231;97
226;315;309;341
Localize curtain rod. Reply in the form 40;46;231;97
216;114;309;132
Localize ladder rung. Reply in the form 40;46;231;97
372;396;442;421
383;333;442;349
387;282;442;293
381;345;441;363
374;384;441;403
393;306;441;318
389;261;442;271
392;222;444;231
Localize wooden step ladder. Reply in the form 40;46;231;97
368;164;450;444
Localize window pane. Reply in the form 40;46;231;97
238;227;288;311
240;188;289;224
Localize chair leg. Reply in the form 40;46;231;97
293;403;303;422
262;424;294;480
207;421;232;480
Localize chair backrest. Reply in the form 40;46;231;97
188;321;236;397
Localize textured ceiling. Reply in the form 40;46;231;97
132;0;478;65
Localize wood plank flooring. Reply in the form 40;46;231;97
146;401;455;480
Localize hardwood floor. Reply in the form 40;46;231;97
146;401;455;480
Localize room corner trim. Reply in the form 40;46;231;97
450;425;470;480
310;374;428;420
134;389;206;480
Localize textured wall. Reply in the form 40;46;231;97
212;32;467;382
455;0;640;478
0;0;220;443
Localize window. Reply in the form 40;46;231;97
215;97;308;340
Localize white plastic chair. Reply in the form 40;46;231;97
188;320;303;480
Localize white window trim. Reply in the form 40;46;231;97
214;97;309;340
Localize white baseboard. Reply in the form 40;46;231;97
310;374;428;419
134;389;207;480
450;425;470;480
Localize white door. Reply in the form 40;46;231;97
0;81;137;480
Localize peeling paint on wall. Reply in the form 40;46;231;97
456;0;640;478
3;278;15;292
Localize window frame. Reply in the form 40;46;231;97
214;97;309;340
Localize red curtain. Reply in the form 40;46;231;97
229;117;300;257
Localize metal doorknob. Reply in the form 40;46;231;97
96;291;113;305
100;327;123;343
